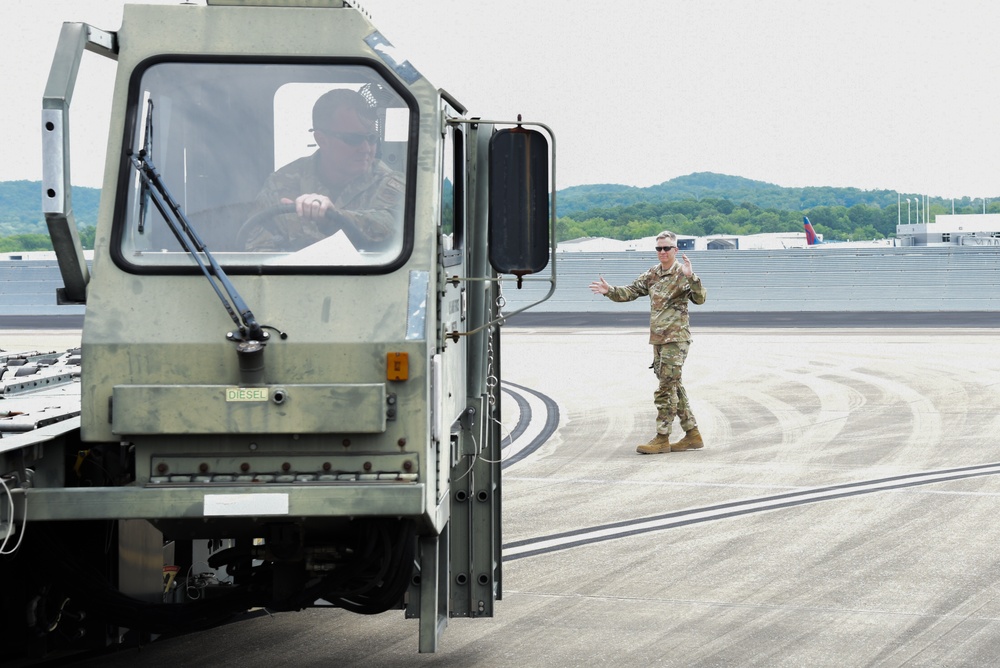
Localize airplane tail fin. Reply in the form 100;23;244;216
803;216;821;245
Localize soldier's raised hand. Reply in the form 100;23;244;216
589;276;610;295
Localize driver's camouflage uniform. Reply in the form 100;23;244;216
247;152;404;251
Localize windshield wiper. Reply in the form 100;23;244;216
127;148;269;344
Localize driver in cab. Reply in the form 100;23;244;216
246;88;404;252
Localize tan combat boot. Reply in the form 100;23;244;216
636;433;672;455
671;427;704;452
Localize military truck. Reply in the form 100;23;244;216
0;0;553;660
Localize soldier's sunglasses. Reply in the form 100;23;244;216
317;129;380;146
655;246;676;252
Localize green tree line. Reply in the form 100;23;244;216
556;198;998;243
557;198;906;242
0;229;96;253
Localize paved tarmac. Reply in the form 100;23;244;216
11;323;1000;667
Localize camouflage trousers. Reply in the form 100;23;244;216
652;341;697;436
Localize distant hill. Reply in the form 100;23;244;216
556;172;934;216
0;180;101;236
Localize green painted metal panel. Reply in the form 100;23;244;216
113;382;387;434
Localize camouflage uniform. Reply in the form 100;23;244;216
605;261;707;436
248;152;404;251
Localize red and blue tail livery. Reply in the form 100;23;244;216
803;216;822;245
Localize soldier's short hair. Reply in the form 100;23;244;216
656;230;677;244
312;88;376;130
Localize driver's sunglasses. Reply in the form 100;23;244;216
655;245;676;252
317;129;380;146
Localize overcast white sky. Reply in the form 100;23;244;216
3;0;1000;199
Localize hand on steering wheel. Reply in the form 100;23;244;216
287;194;334;220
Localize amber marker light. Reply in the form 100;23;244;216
387;352;409;381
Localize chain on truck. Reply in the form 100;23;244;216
0;0;555;660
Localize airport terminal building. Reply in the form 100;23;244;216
896;213;1000;246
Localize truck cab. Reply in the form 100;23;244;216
3;0;554;659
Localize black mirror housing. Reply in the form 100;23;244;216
488;127;550;281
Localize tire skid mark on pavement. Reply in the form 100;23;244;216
503;462;1000;560
500;381;559;468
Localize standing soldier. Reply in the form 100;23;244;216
589;231;708;454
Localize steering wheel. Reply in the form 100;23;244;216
236;204;372;250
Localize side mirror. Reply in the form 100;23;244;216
488;127;550;284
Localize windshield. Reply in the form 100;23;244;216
117;61;412;271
